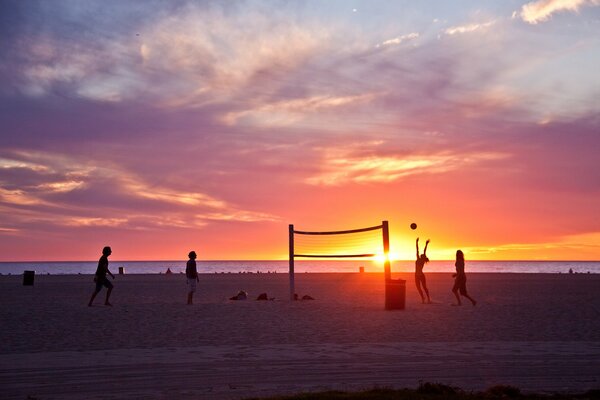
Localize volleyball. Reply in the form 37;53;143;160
410;223;417;230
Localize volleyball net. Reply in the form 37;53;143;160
288;221;391;300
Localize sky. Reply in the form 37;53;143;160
1;0;599;262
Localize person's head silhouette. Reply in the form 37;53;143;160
102;246;112;257
188;251;197;260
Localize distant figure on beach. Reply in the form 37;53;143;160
230;290;248;300
88;246;115;307
256;292;275;301
294;293;315;301
452;250;477;306
186;251;199;305
415;238;431;304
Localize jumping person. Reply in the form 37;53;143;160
88;246;115;306
186;251;199;305
415;238;431;304
452;250;477;306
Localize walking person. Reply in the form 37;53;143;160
88;246;115;306
186;251;199;305
415;238;431;304
452;250;477;306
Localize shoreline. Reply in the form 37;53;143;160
2;259;600;262
3;260;599;276
2;271;600;276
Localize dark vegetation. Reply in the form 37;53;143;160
245;383;600;400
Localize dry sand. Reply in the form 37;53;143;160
1;272;599;399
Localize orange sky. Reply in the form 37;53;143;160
0;1;599;261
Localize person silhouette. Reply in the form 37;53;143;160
88;246;115;306
452;250;477;306
186;251;199;305
415;238;431;304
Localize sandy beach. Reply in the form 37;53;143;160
1;272;599;399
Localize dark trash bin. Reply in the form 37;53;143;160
385;278;405;310
23;270;35;286
118;267;124;275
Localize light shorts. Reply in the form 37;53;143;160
187;278;197;293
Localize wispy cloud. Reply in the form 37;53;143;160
0;187;45;206
35;180;85;193
202;211;280;223
516;0;600;24
222;93;378;126
0;150;280;231
306;150;509;186
376;33;419;48
445;21;495;35
0;158;49;172
464;232;600;259
121;177;226;208
64;217;129;227
16;4;331;108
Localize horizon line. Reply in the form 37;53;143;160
1;259;599;263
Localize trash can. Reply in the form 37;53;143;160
359;266;364;273
118;267;124;275
23;270;35;286
385;278;406;310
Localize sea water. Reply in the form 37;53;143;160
0;260;598;275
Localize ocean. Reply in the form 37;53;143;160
0;260;598;275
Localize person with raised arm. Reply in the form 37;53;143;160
88;246;115;307
452;250;477;306
415;238;431;304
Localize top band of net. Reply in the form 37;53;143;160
293;224;383;235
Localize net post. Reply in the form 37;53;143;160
383;220;391;282
289;224;295;301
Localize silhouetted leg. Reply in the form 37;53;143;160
452;288;462;306
88;289;100;306
415;277;425;303
105;287;113;306
421;275;431;303
463;293;476;306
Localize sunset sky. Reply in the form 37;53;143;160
1;0;599;261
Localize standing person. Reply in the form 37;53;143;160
88;246;115;307
452;250;477;306
415;238;431;304
186;251;199;305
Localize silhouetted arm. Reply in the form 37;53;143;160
107;267;115;279
416;238;420;259
424;239;430;256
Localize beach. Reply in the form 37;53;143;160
1;272;599;399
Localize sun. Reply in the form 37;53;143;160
373;252;399;263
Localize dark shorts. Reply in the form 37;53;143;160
95;276;113;292
453;275;467;295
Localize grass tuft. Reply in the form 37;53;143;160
485;385;522;398
417;381;463;396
